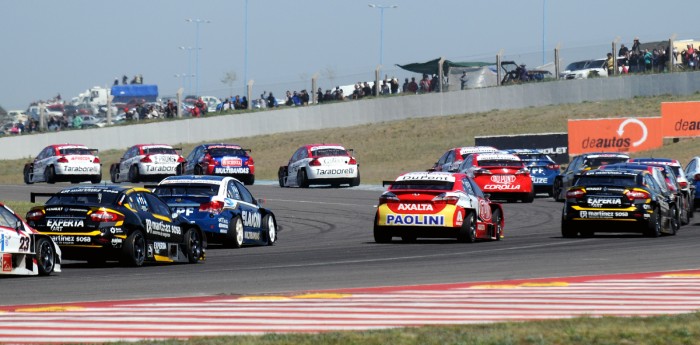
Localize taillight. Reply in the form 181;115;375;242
93;156;101;163
348;158;357;165
199;200;224;214
247;156;254;165
378;192;399;205
625;190;650;201
473;169;492;176
177;156;185;163
26;209;45;221
566;188;586;199
547;164;560;170
140;155;152;163
694;173;700;181
432;193;459;205
57;156;68;163
309;159;321;166
90;209;124;222
679;181;689;188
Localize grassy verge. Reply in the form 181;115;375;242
3;93;700;186
115;312;700;345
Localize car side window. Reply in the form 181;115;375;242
144;193;172;217
186;146;198;162
461;178;474;195
0;207;19;229
291;147;303;163
686;159;696;176
128;192;150;213
567;157;581;172
234;181;254;204
445;151;455;164
437;151;449;165
227;180;242;200
644;175;661;194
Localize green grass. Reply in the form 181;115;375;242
3;201;35;216
113;313;700;345
4;93;700;186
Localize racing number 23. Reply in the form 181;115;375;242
19;237;30;252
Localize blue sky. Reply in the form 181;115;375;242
2;0;699;110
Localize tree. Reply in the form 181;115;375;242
221;71;237;97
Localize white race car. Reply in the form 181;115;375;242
110;144;185;183
23;144;102;184
0;202;61;276
278;144;360;188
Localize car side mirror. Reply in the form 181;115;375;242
257;198;265;205
15;220;23;231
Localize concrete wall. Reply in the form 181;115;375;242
3;72;700;160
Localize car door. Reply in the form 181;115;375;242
231;180;263;243
685;159;697;181
287;147;306;186
184;146;202;174
33;147;53;182
129;191;183;245
119;146;136;180
561;156;583;189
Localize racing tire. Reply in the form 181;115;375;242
194;165;204;175
373;225;392;243
553;179;564;202
91;173;102;184
225;216;244;248
122;230;146;267
492;208;503;241
244;175;255;186
262;214;277;246
351;170;361;187
35;237;56;276
688;196;695;219
644;207;661;238
522;191;535;203
184;228;203;263
670;205;680;236
110;166;119;183
128;165;140;183
278;167;287;187
561;220;578;238
45;166;56;184
297;169;309;188
681;195;691;225
401;234;417;243
457;211;477;243
23;165;33;185
580;230;595;237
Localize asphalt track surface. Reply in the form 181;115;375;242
1;182;699;307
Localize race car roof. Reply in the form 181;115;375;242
629;158;680;166
473;153;522;161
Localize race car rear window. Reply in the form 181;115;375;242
144;147;177;155
584;157;628;167
59;148;93;155
154;185;219;197
312;148;348;157
516;154;550;161
208;147;246;156
575;175;636;187
478;160;523;167
46;193;119;205
390;181;454;191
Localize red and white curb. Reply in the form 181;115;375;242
1;270;700;343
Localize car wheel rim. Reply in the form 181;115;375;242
268;217;276;243
134;234;145;263
190;231;201;257
39;241;54;272
236;219;244;245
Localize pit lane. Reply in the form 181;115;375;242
1;183;699;306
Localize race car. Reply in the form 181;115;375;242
278;144;360;188
183;144;255;185
458;152;534;202
23;144;102;184
27;186;205;266
561;168;679;237
630;158;694;223
506;149;560;196
429;146;499;172
684;156;700;211
152;175;277;247
553;152;629;201
109;144;186;183
0;202;61;276
374;172;504;243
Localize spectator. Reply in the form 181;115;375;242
419;74;431;93
644;49;653;72
300;90;310;106
362;82;372;98
402;78;409;93
618;44;628;60
408;77;418;94
430;74;439;92
267;92;277;108
390;78;399;94
686;45;696;70
316;88;323;103
285;91;293;106
381;80;390;95
324;90;333;102
241;96;248;109
72;115;83;129
460;71;469;90
122;75;128;85
605;53;614;76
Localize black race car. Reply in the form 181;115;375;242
27;186;206;266
561;168;679;238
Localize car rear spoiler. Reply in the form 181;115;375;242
30;192;57;203
144;147;182;154
143;184;159;190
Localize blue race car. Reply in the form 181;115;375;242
152;175;277;248
506;149;560;196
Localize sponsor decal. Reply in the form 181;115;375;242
153;155;177;163
63;166;99;173
111;238;122;247
46;207;63;212
483;184;521;191
397;173;454;182
68;156;92;161
222;157;243;167
315;168;354;175
145;219;181;237
568;117;662;154
532;177;549;184
2;254;11;272
173;207;195;217
397;204;433;211
385;214;444;226
47;219;84;231
579;210;629;219
241;211;261;228
1;233;4;251
214;167;250;174
587;197;622;208
244;231;261;240
321;157;345;164
53;235;77;244
478;199;492;221
455;210;464;226
146;165;176;172
661;102;700;138
153;242;167;250
530;167;545;175
490;175;516;184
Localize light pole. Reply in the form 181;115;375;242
368;4;397;67
185;18;211;97
244;0;249;90
542;0;547;65
178;46;195;95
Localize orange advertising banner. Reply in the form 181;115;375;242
661;102;700;138
567;117;663;155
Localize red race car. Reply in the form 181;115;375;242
374;171;504;243
460;152;534;202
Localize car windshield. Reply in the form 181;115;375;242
584;157;628;167
59;148;93;155
46;192;118;205
575;175;636;187
586;60;606;68
145;147;177;155
208;147;246;156
154;184;219;197
312;148;348;157
478;160;523;167
390;181;454;191
565;61;590;71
